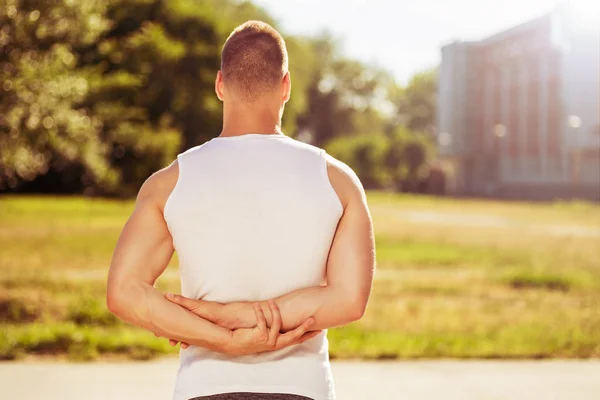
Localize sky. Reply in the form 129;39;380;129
251;0;575;84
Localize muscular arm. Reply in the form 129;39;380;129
264;160;374;330
168;158;376;332
106;163;232;350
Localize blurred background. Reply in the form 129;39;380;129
0;0;599;365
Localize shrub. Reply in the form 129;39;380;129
503;270;585;292
326;134;392;189
0;296;41;323
68;297;119;326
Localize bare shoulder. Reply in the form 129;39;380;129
324;153;367;210
137;160;179;213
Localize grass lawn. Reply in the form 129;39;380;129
1;194;599;360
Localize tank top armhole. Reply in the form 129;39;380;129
163;153;184;226
319;149;344;217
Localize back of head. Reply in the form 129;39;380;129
221;21;288;103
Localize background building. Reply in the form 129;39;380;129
438;3;600;200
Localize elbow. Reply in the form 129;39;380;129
106;281;151;328
345;297;368;323
106;281;139;318
106;287;126;317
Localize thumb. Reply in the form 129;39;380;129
165;292;198;311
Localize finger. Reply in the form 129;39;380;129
165;292;199;311
267;300;282;346
154;333;160;337
254;303;268;336
181;342;189;349
169;339;178;346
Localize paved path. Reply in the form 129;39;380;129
1;359;599;399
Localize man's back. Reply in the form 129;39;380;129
164;134;342;400
107;20;374;400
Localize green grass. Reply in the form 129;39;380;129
328;323;600;359
0;194;599;360
0;323;173;361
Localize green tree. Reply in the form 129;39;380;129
326;127;433;192
295;35;392;146
77;0;221;194
76;0;279;195
386;126;432;192
282;35;317;136
0;0;116;191
1;0;436;196
390;68;437;136
326;134;391;189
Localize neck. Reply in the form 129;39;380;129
221;101;283;137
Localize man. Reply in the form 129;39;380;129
107;21;375;400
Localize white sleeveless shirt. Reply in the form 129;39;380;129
164;134;343;400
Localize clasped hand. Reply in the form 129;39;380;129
158;295;319;356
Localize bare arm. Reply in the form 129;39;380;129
107;163;318;354
167;158;376;332
107;164;233;349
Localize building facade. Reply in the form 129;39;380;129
438;4;600;200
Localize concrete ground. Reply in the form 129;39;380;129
1;359;599;400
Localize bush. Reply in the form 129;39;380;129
386;127;433;192
423;164;447;195
68;297;119;326
502;270;588;292
0;323;175;361
326;128;435;193
0;296;42;323
326;134;392;189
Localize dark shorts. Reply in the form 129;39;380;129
189;393;313;400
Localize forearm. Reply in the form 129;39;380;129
262;285;365;331
107;283;231;351
196;285;365;332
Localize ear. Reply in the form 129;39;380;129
215;70;225;101
282;72;291;103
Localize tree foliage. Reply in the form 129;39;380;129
326;127;435;193
389;69;438;136
0;0;115;191
1;0;440;196
294;35;394;147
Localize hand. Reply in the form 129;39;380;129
153;332;190;349
161;292;255;349
165;292;256;329
224;300;320;356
